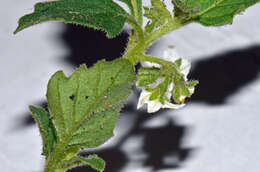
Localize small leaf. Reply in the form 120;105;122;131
29;106;56;156
61;154;105;172
14;0;129;38
173;0;260;26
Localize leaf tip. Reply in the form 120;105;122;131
13;27;20;35
78;64;87;70
28;105;36;113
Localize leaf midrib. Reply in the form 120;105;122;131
191;0;226;19
60;61;129;147
190;0;257;19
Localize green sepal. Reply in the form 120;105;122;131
181;85;191;97
187;80;199;88
174;58;182;68
60;154;105;172
29;106;57;156
14;0;129;38
172;0;260;26
144;0;172;33
172;79;198;103
148;77;170;103
172;85;181;103
137;67;161;87
149;88;160;101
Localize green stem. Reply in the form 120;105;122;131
44;140;68;172
144;17;189;48
123;17;189;65
126;16;144;44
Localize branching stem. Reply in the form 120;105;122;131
124;16;189;66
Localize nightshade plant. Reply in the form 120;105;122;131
14;0;260;171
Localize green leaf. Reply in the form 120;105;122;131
29;106;56;156
173;0;260;26
14;0;129;38
60;154;105;172
119;0;143;25
47;59;135;149
144;0;172;33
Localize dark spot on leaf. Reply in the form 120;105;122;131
41;7;49;13
110;77;114;80
85;96;89;100
70;94;75;101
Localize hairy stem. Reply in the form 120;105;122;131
124;16;188;66
44;141;67;172
144;17;189;48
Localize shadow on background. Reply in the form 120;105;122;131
61;25;129;67
18;24;260;171
190;46;260;104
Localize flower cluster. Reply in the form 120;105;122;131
137;46;196;113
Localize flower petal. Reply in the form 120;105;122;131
162;101;185;109
147;100;163;113
180;59;191;80
137;90;150;109
141;61;161;68
189;87;195;95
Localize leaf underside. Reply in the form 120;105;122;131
173;0;260;26
14;0;129;38
47;58;135;149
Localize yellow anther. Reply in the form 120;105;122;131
180;98;185;104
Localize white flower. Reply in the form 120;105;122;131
137;46;194;113
137;84;185;113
